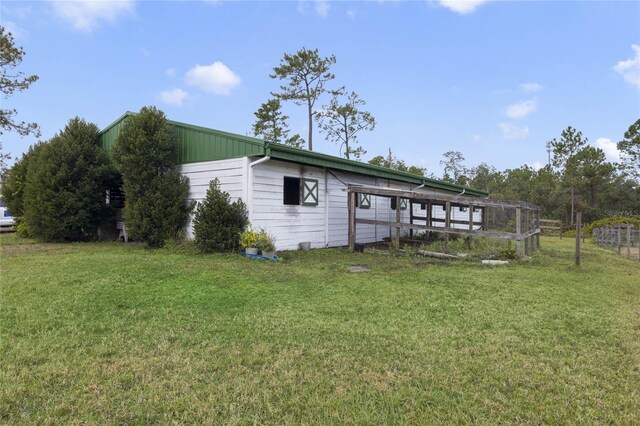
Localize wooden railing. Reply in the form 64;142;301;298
540;219;562;239
347;185;541;257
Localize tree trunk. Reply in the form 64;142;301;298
570;185;574;226
307;102;313;151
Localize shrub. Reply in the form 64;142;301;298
498;242;518;260
193;179;248;253
240;227;260;249
255;229;276;252
1;142;45;221
20;118;116;241
112;106;194;248
585;216;640;236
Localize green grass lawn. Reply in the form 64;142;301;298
1;234;639;424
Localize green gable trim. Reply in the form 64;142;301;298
99;112;488;198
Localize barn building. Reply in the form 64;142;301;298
99;112;488;251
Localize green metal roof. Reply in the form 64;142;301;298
99;112;488;197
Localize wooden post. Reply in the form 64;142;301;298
409;201;414;239
575;211;581;266
617;225;622;255
516;207;523;257
426;201;432;241
559;220;563;239
395;196;401;250
483;206;489;231
626;223;631;259
536;210;542;249
468;203;474;250
610;225;614;250
348;191;356;252
444;201;451;253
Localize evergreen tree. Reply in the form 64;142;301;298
368;148;426;176
112;106;194;247
317;91;375;160
0;26;40;137
271;47;336;151
549;126;588;224
252;98;305;148
440;151;468;185
1;141;45;221
618;118;640;179
193;179;248;253
21;118;115;241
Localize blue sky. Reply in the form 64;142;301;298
2;0;639;175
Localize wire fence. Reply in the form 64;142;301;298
593;224;640;260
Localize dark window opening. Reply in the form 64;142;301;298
107;186;125;209
283;176;301;205
420;203;427;210
390;197;397;210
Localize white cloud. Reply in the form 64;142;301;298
346;9;357;18
595;137;621;162
51;0;134;32
531;161;544;171
165;68;176;78
315;0;330;17
438;0;489;14
505;99;537;119
499;122;529;140
613;44;640;89
185;61;241;95
160;88;189;106
520;82;543;92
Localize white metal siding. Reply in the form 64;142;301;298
182;158;245;236
180;157;481;250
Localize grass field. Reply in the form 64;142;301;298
1;234;639;424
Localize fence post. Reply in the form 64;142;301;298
348;191;356;252
395;196;401;250
444;201;450;253
516;207;523;257
627;223;631;259
610;225;615;251
575;211;581;266
535;210;540;249
617;225;622;255
559;220;563;239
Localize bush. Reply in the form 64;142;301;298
585;216;640;235
20;118;115;241
240;227;260;249
1;142;45;220
255;229;276;252
193;179;248;253
112;106;194;248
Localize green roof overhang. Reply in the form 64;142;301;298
99;112;488;198
264;143;488;197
